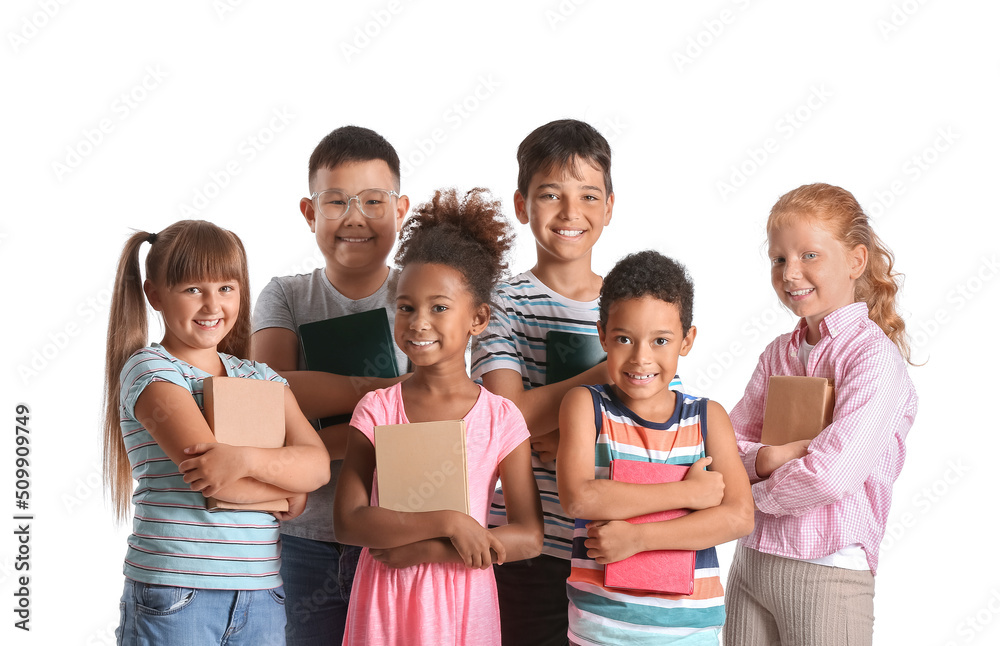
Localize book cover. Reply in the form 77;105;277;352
604;460;695;596
545;330;606;385
760;375;835;445
298;308;400;427
201;376;288;513
374;420;469;515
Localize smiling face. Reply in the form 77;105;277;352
144;278;240;366
767;215;867;342
302;159;408;277
394;263;490;372
514;156;614;267
599;296;695;418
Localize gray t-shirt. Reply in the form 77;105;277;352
252;267;407;542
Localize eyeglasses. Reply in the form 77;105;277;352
310;188;400;220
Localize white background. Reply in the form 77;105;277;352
2;1;998;644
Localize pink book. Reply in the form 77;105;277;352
603;460;695;595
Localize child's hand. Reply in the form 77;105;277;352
178;443;248;497
683;456;725;510
447;513;506;569
756;439;811;478
370;541;433;569
530;429;559;463
584;520;641;564
274;492;308;521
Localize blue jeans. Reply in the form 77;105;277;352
280;534;360;646
116;578;286;646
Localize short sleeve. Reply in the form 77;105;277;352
470;288;519;379
261;363;288;385
226;354;288;386
120;349;191;420
350;389;387;446
494;396;530;462
252;277;295;334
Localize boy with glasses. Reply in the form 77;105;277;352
251;125;409;646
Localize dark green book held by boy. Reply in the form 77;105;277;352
545;330;607;385
299;308;400;427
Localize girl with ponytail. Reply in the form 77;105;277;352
102;219;328;646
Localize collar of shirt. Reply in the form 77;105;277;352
786;302;870;359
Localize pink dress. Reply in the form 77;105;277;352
343;383;530;646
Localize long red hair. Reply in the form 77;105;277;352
768;183;913;364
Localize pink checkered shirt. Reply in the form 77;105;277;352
731;302;917;574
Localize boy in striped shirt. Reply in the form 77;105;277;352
473;119;650;645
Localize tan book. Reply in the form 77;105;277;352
374;420;469;515
201;376;288;513
760;376;835;445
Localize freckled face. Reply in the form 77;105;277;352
767;217;865;333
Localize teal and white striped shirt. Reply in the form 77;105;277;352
120;343;284;589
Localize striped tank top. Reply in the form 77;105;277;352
471;271;683;559
566;385;725;645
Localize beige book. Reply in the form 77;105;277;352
374;420;469;515
201;376;288;513
760;376;835;445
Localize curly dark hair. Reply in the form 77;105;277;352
393;187;514;308
599;250;694;335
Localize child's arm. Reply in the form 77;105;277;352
729;350;773;483
280;371;405;420
730;349;818;480
557;387;724;520
136;381;329;502
250;326;301;372
180;386;330;496
251;327;403;456
583;402;754;562
334;427;505;569
748;345;916;517
370;439;544;569
274;492;310;521
755;439;811;478
482;363;608;438
488;439;544;559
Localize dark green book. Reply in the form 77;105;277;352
298;308;400;427
545;330;606;385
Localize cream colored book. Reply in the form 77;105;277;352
374;420;469;515
201;376;288;513
760;376;835;445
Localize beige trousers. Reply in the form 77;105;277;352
724;545;875;646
